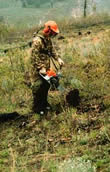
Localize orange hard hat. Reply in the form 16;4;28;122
44;21;59;33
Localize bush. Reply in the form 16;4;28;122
0;23;9;40
58;157;96;172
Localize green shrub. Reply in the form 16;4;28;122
57;157;96;172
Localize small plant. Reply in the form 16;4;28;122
57;157;96;172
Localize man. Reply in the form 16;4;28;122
30;21;64;115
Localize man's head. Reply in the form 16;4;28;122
43;21;59;37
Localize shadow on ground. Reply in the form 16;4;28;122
0;112;30;124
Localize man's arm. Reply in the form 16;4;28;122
31;36;46;74
51;43;64;67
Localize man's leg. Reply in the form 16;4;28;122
41;79;50;109
32;78;50;114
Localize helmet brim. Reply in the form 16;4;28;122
52;28;59;34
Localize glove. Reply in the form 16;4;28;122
39;67;46;75
58;58;64;67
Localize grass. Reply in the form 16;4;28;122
0;15;110;171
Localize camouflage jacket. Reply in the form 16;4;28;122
30;31;60;82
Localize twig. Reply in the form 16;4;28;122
18;137;23;146
29;153;71;163
9;147;16;172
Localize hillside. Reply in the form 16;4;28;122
0;17;110;171
0;0;110;27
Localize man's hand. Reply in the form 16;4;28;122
58;58;64;67
39;67;46;75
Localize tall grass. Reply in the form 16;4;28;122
0;13;110;43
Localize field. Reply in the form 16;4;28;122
0;15;110;172
0;1;75;28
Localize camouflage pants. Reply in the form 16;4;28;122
32;76;50;113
